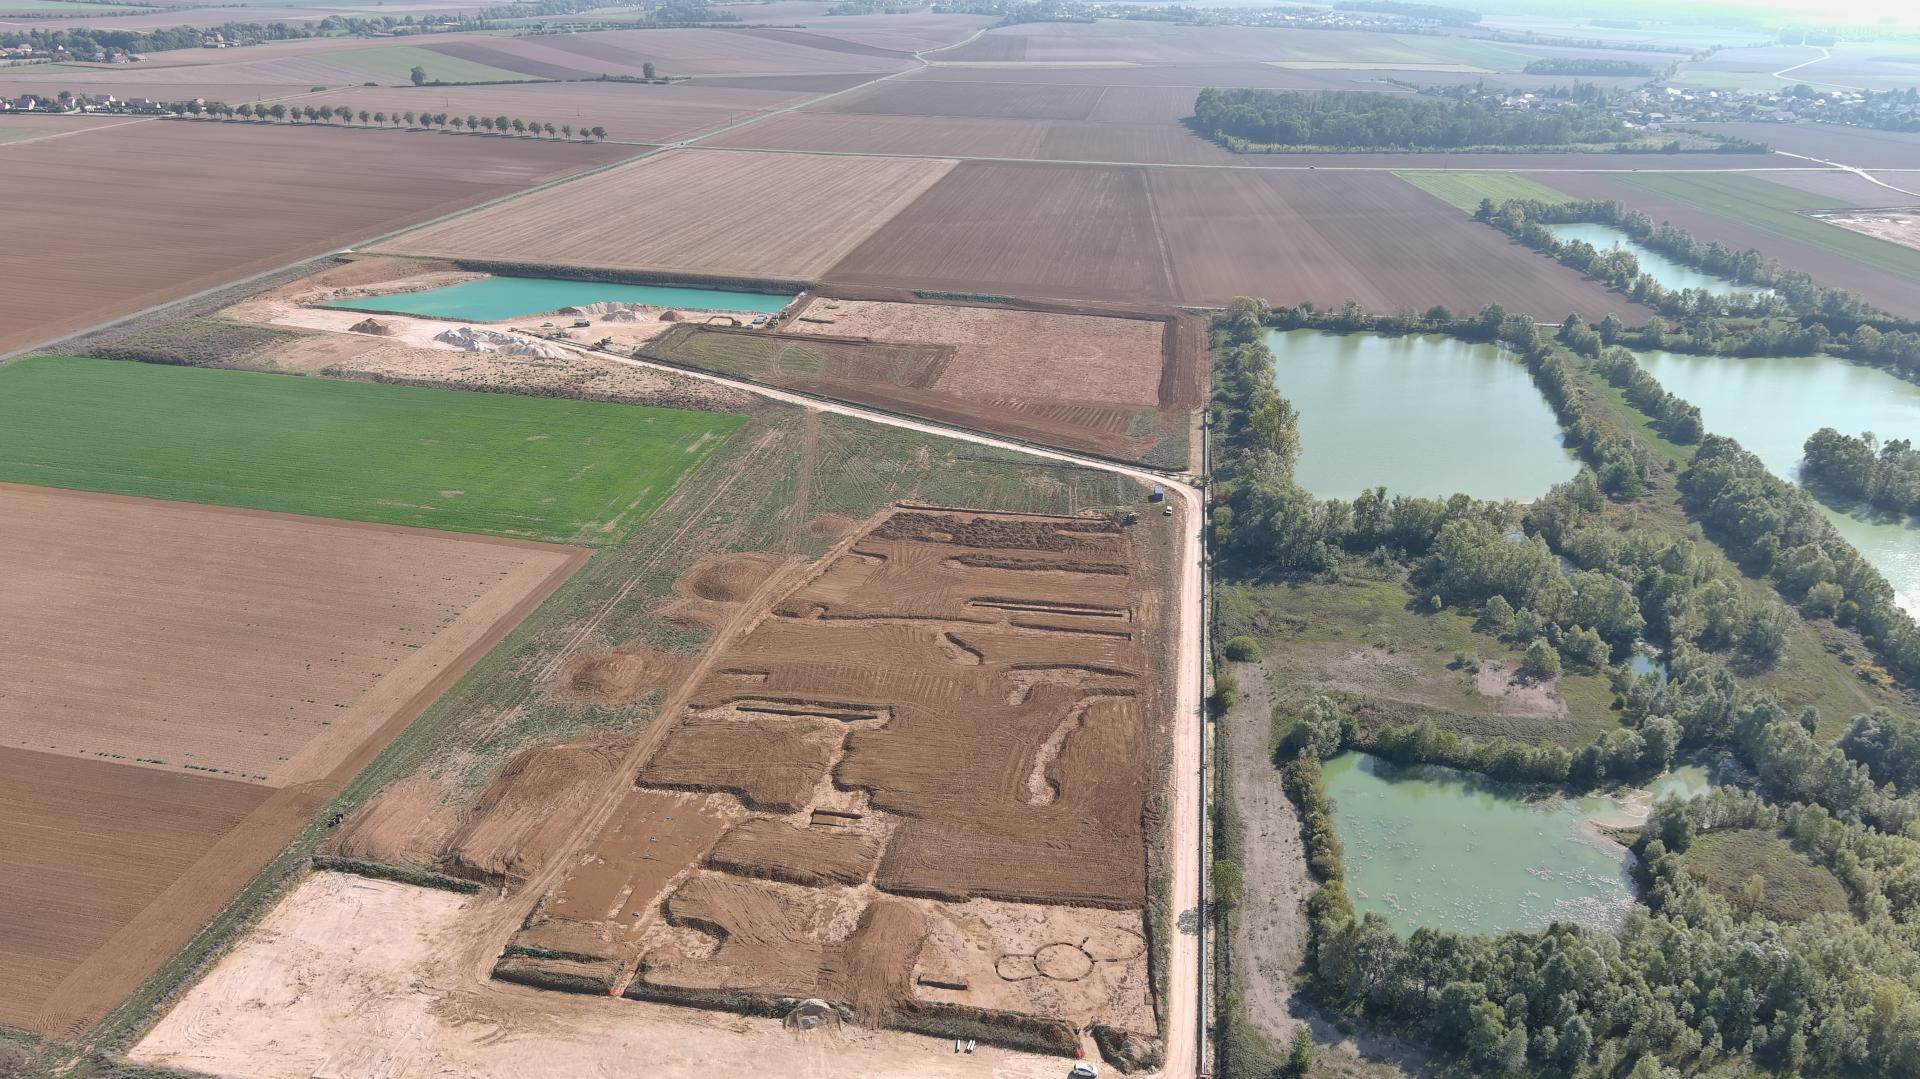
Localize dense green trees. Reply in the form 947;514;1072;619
1194;85;1635;151
1803;428;1920;517
1522;57;1660;77
1681;436;1920;684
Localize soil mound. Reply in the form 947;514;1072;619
441;736;628;886
707;818;882;888
561;646;681;700
323;775;461;867
347;317;394;336
433;325;571;360
680;552;785;603
637;713;838;813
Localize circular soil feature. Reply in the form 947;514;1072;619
1034;943;1095;982
563;648;679;700
681;553;783;603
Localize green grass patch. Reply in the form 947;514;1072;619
1390;33;1540;72
1396;170;1576;212
1217;574;1621;750
325;45;539;85
0;356;741;544
1681;828;1851;921
0;126;46;144
1608;171;1920;285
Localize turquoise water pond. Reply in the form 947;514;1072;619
326;276;796;321
1323;752;1638;936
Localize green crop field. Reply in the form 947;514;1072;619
327;45;537;85
1397;171;1574;212
0;357;742;544
1609;171;1920;285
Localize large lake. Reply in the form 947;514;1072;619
1322;753;1638;935
1635;350;1920;613
326;276;796;321
1265;330;1579;501
1546;222;1764;297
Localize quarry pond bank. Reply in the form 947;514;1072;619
1265;329;1579;502
325;276;797;321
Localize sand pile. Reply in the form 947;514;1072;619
433;326;571;360
347;318;394;336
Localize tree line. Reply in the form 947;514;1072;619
1522;57;1661;76
1478;196;1920;379
1193;85;1638;152
169;100;607;140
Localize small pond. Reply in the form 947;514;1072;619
1646;764;1714;803
1628;650;1668;683
326;276;797;321
1634;349;1920;613
1546;222;1766;297
1265;330;1579;501
1322;752;1638;936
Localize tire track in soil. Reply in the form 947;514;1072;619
532;422;792;686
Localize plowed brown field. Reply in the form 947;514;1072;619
824;162;1175;304
376;149;957;281
0;120;629;355
0;484;585;1034
503;508;1165;1050
1146;168;1652;317
823;161;1643;317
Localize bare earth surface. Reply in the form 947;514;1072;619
0;484;585;1035
132;872;1079;1079
376;148;958;281
509;509;1169;1043
788;297;1165;406
1817;207;1920;252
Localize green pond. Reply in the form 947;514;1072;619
325;276;796;321
1265;330;1579;501
1647;764;1714;803
1322;753;1638;936
1546;222;1765;297
1635;350;1920;613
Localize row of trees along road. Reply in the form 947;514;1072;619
176;100;606;140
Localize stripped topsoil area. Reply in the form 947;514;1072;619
318;506;1171;1065
643;293;1203;465
510;508;1170;1056
0;484;585;1036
